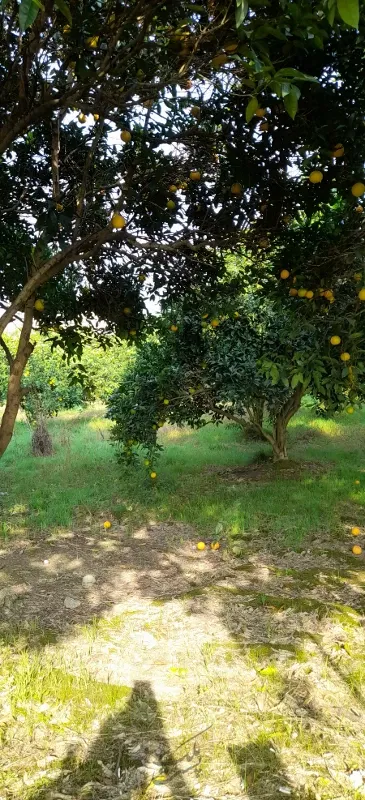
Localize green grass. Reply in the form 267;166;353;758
1;403;365;545
2;405;365;799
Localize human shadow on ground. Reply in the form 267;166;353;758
28;680;192;800
229;740;300;799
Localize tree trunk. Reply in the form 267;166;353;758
272;384;305;461
273;415;288;460
0;299;34;458
244;400;266;440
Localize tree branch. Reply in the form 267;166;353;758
0;226;234;337
73;117;105;239
0;336;14;368
51;112;62;202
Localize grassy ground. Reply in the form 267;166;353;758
1;406;365;799
1;403;365;543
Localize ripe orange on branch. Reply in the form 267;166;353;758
352;182;365;197
309;170;323;184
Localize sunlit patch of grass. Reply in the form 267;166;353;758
2;403;365;544
160;424;195;442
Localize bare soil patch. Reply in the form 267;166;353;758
2;520;365;799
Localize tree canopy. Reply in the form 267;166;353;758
1;0;365;457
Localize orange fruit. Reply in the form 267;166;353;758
289;288;298;296
280;269;290;279
167;199;176;210
346;406;354;414
231;182;242;195
324;290;333;300
111;213;126;229
120;130;132;143
78;113;86;123
123;307;131;314
150;471;157;479
211;319;219;328
170;324;178;332
352;182;365;197
190;170;201;181
190;106;201;118
306;290;314;299
34;299;44;312
260;122;269;132
358;288;365;301
297;288;307;298
330;335;341;345
352;544;362;555
210;541;220;550
355;480;360;485
309;170;323;184
355;205;363;213
163;399;169;405
197;541;206;550
340;352;351;362
331;143;344;158
255;107;266;118
103;520;111;529
352;527;361;536
169;184;178;192
93;113;100;121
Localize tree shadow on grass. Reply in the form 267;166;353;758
28;680;192;800
229;739;300;799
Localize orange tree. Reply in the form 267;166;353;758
107;286;365;467
1;0;365;457
107;202;365;466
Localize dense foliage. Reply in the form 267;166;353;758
0;333;133;423
1;0;365;456
107;282;365;469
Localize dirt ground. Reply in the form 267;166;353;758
2;520;365;799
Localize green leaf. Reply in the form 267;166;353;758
337;0;359;28
274;68;318;83
327;4;336;25
284;87;300;119
19;0;40;30
245;96;258;122
236;0;248;28
55;0;72;24
291;373;300;388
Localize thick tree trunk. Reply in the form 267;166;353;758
0;299;34;458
